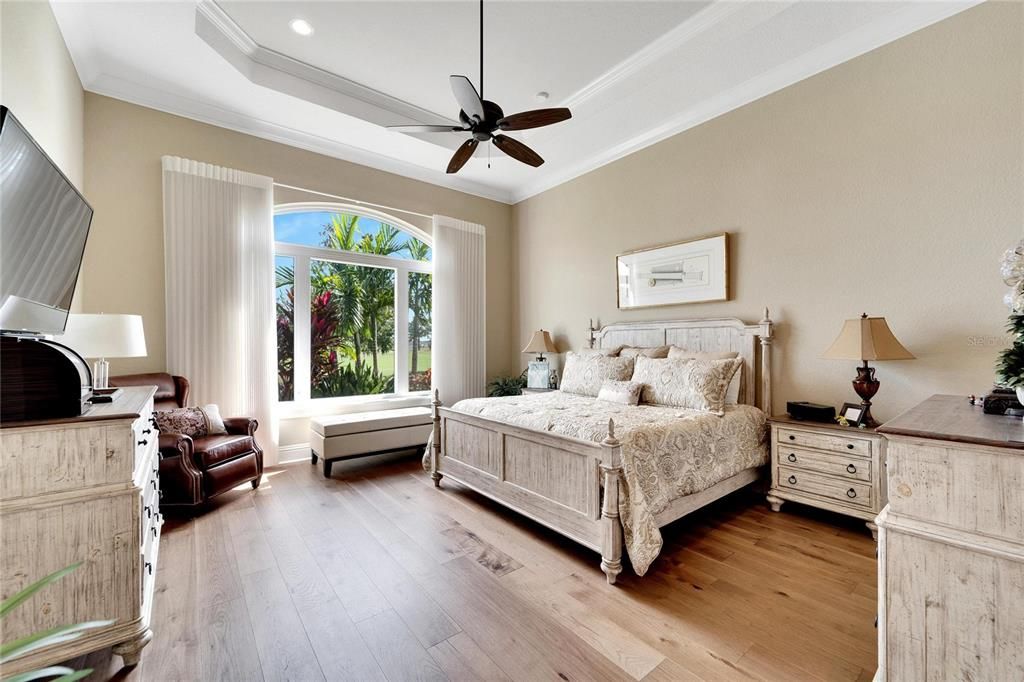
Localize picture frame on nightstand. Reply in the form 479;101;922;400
838;402;866;428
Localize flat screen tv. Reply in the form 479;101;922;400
0;106;93;335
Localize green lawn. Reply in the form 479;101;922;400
339;349;431;376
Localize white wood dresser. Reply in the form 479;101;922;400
876;394;1024;680
0;386;162;673
767;416;887;539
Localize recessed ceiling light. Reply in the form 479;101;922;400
289;18;314;36
535;91;550;102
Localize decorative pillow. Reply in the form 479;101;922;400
667;348;739;361
596;380;643;406
668;348;742;404
578;345;624;357
632;356;743;415
201;404;228;435
560;352;634;397
619;345;671;359
153;405;228;438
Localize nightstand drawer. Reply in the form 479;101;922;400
776;426;872;458
778;446;871;482
778;466;872;508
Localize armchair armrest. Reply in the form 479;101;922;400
159;432;194;460
156;432;203;506
224;417;258;437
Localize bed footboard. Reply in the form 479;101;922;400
430;391;624;584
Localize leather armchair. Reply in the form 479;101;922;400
111;373;263;508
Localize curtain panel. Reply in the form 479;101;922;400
431;215;487;406
161;156;278;462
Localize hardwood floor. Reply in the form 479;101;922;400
78;451;878;681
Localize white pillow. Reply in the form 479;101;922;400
577;345;624;357
596;380;643;406
632;356;743;415
202;404;228;435
560;352;635;397
619;345;671;359
668;348;742;403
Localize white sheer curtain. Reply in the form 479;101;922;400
161;156;278;463
431;215;486;405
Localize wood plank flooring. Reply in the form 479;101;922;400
77;452;878;681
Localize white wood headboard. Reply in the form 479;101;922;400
587;309;774;413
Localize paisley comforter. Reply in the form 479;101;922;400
427;391;768;575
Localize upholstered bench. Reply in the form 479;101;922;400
310;407;433;478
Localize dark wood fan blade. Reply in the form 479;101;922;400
450;75;485;122
388;125;466;133
492;134;544;167
447;139;479;174
497;108;572;131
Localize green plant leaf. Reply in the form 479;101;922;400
0;621;113;663
2;665;93;682
0;563;82;619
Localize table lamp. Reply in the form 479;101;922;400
59;314;148;392
822;313;914;427
523;329;556;389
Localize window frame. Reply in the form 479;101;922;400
274;202;433;417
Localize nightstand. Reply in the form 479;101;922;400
521;387;555;395
767;415;887;539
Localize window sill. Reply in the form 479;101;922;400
278;392;432;421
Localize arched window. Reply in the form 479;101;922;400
274;203;432;404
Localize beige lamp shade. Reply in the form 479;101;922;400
522;330;556;354
822;315;914;362
59;313;148;359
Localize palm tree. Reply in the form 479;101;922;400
404;237;432;376
355;224;404;374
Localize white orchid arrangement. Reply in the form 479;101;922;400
1000;238;1024;313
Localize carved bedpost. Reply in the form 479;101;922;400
587;318;598;349
431;389;443;488
600;418;624;585
760;307;774;416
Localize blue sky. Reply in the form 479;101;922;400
274;211;428;258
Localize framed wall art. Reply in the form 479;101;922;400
616;233;729;309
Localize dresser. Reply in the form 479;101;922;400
767;416;887;538
875;395;1024;680
0;387;162;673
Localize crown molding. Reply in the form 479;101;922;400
195;1;463;150
85;73;515;204
513;0;981;203
560;1;760;110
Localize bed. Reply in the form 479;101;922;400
428;313;774;583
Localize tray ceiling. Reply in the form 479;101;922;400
52;0;978;203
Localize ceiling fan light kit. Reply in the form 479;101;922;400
387;0;572;174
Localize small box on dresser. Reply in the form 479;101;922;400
767;415;887;539
0;386;161;673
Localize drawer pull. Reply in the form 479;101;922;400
137;439;148;447
846;488;857;499
145;561;152;576
788;475;797;484
787;453;797;463
151;526;158;538
142;428;152;435
788;435;795;441
145;505;152;519
846;463;857;474
846;444;854;450
150;480;158;491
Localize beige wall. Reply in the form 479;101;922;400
82;94;515;387
1;1;84;187
512;2;1023;422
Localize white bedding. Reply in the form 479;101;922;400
440;391;768;575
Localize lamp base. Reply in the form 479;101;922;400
852;362;880;427
93;358;110;390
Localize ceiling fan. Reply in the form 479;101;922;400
387;0;572;174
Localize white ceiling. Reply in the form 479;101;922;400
52;0;979;204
